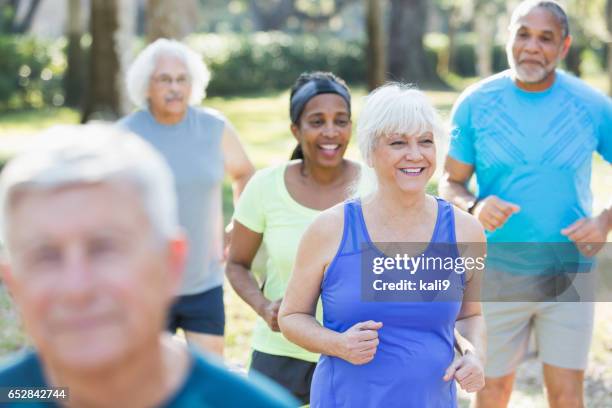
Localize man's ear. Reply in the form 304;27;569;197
166;232;188;296
559;35;572;60
0;260;16;297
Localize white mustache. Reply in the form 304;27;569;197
165;93;183;102
519;59;544;66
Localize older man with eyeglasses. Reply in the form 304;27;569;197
0;124;296;408
118;39;254;356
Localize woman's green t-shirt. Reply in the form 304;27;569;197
233;162;323;363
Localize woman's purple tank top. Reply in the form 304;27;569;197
310;197;465;408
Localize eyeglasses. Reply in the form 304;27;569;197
152;75;191;87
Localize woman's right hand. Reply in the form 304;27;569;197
261;299;283;332
335;320;383;365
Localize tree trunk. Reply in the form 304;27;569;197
249;0;296;31
474;0;495;78
12;0;41;33
116;0;136;114
608;44;612;97
64;0;85;108
366;0;386;90
388;0;439;86
146;0;183;41
82;0;121;122
607;0;612;95
565;45;582;77
441;4;460;75
136;0;146;36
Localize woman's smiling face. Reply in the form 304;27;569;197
371;131;436;194
291;93;351;167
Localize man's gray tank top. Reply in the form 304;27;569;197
118;106;225;295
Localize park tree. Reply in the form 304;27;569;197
607;0;612;95
365;0;386;89
435;0;463;76
248;0;295;30
248;0;354;31
565;0;589;76
388;0;441;86
82;0;121;122
82;0;136;122
146;0;199;41
562;0;608;78
473;0;501;78
64;0;85;108
0;0;42;33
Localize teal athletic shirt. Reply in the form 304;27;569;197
0;349;298;407
449;70;612;244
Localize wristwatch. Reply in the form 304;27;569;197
467;199;479;214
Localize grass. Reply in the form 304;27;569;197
0;286;27;360
0;74;610;404
0;107;79;134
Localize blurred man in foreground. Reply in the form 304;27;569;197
0;124;296;407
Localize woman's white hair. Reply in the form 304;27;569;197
126;38;211;109
356;83;443;166
0;124;180;247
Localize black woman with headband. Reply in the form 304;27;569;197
226;72;361;404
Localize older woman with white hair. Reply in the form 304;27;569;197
118;38;254;356
279;84;487;407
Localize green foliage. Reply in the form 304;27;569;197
0;35;66;111
186;32;366;95
0;5;17;33
439;33;509;77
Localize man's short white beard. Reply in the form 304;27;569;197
508;51;562;85
514;63;552;83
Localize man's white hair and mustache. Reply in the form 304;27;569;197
126;38;210;109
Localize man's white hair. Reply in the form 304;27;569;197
356;83;443;166
126;38;211;109
0;124;180;247
509;0;569;38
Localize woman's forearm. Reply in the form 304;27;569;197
279;313;342;356
226;261;269;317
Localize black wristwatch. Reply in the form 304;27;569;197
467;199;479;214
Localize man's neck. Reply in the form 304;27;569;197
42;335;190;408
513;70;557;92
150;107;188;125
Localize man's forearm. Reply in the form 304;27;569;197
439;177;477;212
455;315;486;364
599;205;612;234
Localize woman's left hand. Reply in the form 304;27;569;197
443;351;485;393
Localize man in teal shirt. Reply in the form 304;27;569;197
440;1;611;407
0;124;296;408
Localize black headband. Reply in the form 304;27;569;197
290;79;351;124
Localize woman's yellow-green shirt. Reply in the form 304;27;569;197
233;162;323;363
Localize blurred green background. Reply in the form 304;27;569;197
0;1;611;407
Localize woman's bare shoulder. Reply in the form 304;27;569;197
452;205;486;243
308;202;346;239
